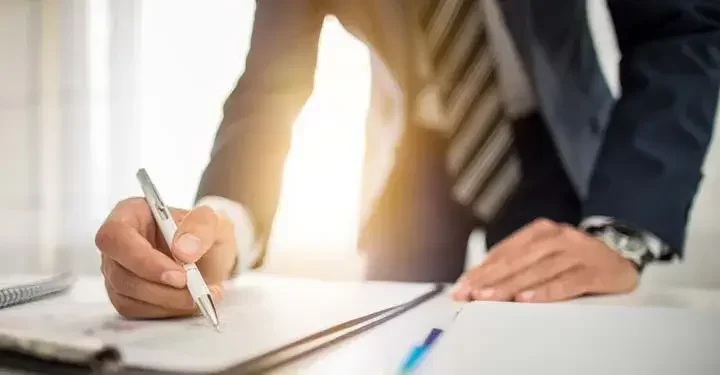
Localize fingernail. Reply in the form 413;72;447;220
519;290;535;301
161;270;186;288
478;288;495;299
451;283;469;299
451;280;466;292
211;285;224;302
175;233;201;258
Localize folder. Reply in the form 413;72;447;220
0;274;443;374
415;301;720;375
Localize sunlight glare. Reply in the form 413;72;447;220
267;17;371;255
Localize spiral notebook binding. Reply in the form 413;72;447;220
0;272;76;309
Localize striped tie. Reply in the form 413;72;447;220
419;0;521;225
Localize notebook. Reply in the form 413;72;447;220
415;301;720;375
0;272;76;309
0;275;443;374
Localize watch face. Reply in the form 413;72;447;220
605;228;647;264
620;240;647;263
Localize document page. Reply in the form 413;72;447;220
0;275;437;373
416;301;720;375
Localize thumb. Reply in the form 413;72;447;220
172;206;218;263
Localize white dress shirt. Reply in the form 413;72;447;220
198;1;538;271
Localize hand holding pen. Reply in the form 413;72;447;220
94;170;238;325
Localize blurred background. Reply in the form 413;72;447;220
0;0;718;287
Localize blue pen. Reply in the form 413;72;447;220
398;328;444;374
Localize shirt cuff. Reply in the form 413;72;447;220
195;195;261;272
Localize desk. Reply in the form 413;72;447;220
272;282;720;374
1;275;719;375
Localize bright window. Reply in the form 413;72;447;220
137;1;372;272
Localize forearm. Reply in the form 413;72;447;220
195;0;324;243
583;0;720;255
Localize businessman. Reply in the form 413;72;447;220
95;0;719;318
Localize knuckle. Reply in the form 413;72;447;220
94;221;121;252
182;206;218;230
560;225;584;242
116;198;150;224
530;217;558;231
123;197;149;211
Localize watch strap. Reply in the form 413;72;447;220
579;216;676;261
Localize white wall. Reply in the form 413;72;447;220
0;0;86;275
0;0;41;272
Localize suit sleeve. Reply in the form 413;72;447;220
582;0;720;256
195;0;325;263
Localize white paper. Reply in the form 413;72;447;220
0;275;437;373
416;301;720;375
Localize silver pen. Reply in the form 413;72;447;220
136;168;220;331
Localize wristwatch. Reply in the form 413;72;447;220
580;217;676;272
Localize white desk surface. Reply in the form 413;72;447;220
270;281;720;374
2;273;720;374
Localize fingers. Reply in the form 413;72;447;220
452;219;563;302
103;257;225;319
461;218;561;284
450;282;474;302
106;280;188;319
172;206;219;263
514;267;594;303
102;256;194;310
470;253;582;301
194;212;239;285
465;231;566;290
96;219;186;288
97;198;231;319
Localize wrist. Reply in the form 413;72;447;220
580;216;676;273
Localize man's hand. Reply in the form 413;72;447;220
452;218;639;303
95;197;238;319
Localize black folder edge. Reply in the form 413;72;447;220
0;283;446;375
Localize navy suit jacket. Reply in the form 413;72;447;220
196;0;719;266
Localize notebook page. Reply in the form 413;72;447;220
415;301;720;375
0;275;58;289
0;276;436;373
